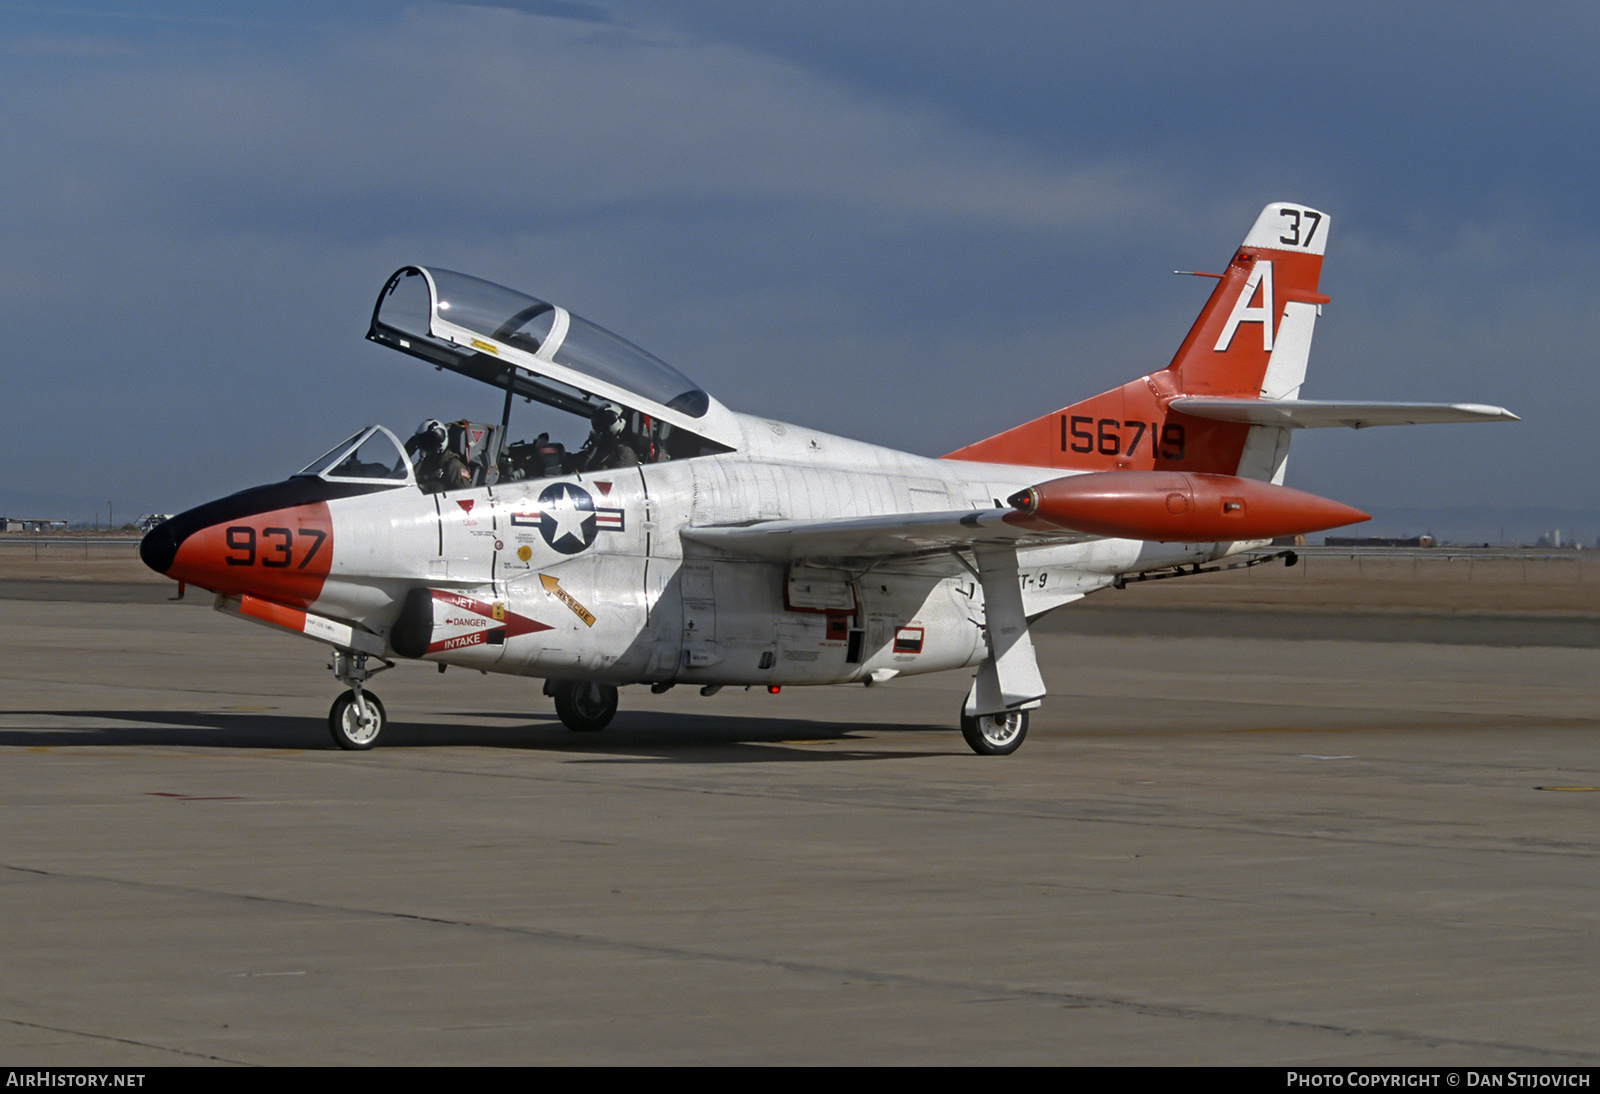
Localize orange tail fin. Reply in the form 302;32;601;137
944;202;1329;479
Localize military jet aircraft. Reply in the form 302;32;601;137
140;202;1515;755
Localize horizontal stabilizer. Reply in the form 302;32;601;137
1170;397;1519;429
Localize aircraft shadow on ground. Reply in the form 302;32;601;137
0;709;954;762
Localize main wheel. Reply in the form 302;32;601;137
551;680;618;732
329;691;386;750
960;708;1028;756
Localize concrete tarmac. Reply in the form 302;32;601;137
2;586;1598;1065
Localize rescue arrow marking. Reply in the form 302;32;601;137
540;573;596;627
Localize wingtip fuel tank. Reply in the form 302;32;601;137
1008;471;1370;543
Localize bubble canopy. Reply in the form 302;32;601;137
367;266;739;449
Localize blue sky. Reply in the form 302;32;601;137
3;2;1594;536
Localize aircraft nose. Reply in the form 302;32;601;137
135;480;339;605
140;520;181;575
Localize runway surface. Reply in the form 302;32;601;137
2;588;1597;1065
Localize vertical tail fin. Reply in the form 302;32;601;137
943;202;1329;481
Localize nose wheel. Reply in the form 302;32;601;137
329;690;386;750
328;650;392;750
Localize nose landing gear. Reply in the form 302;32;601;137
329;690;386;749
329;650;393;750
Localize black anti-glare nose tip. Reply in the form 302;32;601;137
139;522;179;574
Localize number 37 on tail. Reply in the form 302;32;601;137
141;203;1515;755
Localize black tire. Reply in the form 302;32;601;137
552;680;618;732
960;708;1028;756
329;691;386;750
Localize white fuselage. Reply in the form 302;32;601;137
306;411;1233;689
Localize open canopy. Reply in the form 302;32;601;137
367;266;740;450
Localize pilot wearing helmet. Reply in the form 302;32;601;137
576;403;640;471
405;419;472;494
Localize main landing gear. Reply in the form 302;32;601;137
960;708;1029;756
328;650;392;750
545;679;618;732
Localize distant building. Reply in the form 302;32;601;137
0;517;69;532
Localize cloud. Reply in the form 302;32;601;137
5;4;1171;241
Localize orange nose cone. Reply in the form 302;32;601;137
1012;471;1369;542
138;482;336;606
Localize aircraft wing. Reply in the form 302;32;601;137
1169;397;1519;428
681;507;1094;563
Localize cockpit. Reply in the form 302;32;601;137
340;266;738;493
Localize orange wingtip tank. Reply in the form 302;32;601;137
1008;471;1369;542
